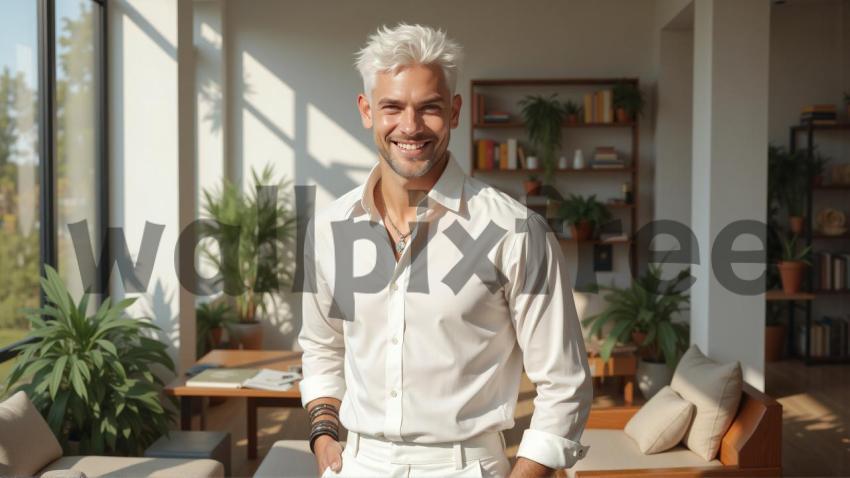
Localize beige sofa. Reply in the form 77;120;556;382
561;384;782;477
0;391;223;478
254;384;780;478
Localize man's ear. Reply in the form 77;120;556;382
357;94;373;129
450;94;462;129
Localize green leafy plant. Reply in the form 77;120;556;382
519;94;564;183
612;82;644;118
558;194;612;226
562;100;582;117
196;300;236;358
201;165;297;323
768;145;808;217
583;261;691;367
780;234;812;264
4;266;175;455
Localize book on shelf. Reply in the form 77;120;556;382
800;104;837;125
582;90;614;123
599;232;629;242
814;252;850;291
483;112;511;123
475;139;520;171
520;195;549;207
799;315;850;358
186;368;301;391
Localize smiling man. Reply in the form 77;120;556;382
298;23;592;478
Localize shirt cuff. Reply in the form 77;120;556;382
516;428;590;470
299;374;346;407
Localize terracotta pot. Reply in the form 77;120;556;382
778;261;807;294
570;221;595;241
523;180;541;195
788;216;805;235
566;114;579;125
630;330;659;360
765;324;786;362
615;107;630;123
210;326;223;348
231;321;263;350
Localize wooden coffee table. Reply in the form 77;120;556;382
164;350;303;459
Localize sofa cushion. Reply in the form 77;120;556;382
0;391;63;476
624;385;695;454
40;470;88;478
670;345;743;461
40;456;223;478
255;440;349;478
567;429;722;478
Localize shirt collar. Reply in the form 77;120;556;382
357;152;465;217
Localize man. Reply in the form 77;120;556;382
299;23;592;478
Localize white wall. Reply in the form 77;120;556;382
109;0;196;373
218;0;662;349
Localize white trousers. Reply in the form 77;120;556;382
321;431;512;478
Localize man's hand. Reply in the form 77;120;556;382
508;457;556;478
313;434;343;476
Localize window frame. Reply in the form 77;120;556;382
0;0;109;364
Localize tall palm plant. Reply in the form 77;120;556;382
201;165;296;323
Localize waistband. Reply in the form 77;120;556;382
345;430;507;470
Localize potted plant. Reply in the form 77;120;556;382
777;234;811;294
769;145;809;234
196;300;236;358
583;261;690;399
4;266;175;455
612;82;644;123
809;150;830;187
563;100;582;124
558;194;612;241
519;94;564;183
523;174;541;195
201;165;296;349
764;301;787;362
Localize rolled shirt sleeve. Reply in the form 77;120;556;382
505;214;593;470
298;221;346;406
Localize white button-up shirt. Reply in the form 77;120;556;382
298;153;592;469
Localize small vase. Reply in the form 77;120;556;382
616;108;630;123
526;156;539;170
558;156;569;169
572;149;585;170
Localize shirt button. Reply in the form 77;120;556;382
390;390;397;398
391;336;399;345
390;283;398;292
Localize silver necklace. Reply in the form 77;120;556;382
384;213;415;254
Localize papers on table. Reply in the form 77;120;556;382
186;368;302;391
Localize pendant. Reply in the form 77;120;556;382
396;239;406;254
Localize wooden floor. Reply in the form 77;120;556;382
193;361;849;477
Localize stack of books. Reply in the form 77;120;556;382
482;111;511;123
798;316;850;358
472;94;512;124
583;90;613;123
800;104;837;125
813;252;850;291
592;147;625;169
475;138;521;170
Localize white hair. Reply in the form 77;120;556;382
355;23;463;101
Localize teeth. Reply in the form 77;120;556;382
395;141;426;151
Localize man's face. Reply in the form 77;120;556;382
358;64;462;179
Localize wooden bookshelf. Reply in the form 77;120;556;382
469;78;641;275
787;121;850;364
765;290;816;301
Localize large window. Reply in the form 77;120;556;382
0;0;106;383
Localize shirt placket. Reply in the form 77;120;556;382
381;207;431;442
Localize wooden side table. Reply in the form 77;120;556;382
587;351;637;405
